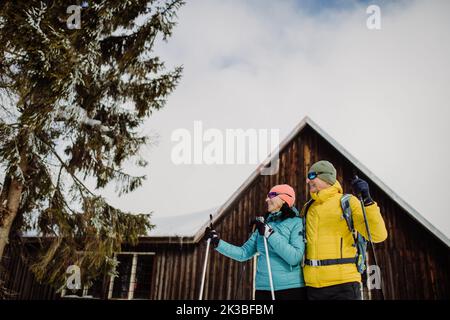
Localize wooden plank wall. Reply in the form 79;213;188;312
0;245;57;300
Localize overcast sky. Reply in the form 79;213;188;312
97;0;450;240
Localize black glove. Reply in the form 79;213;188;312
205;227;220;247
351;177;374;206
254;217;274;239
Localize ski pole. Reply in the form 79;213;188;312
263;237;275;300
353;175;385;300
199;214;213;300
262;229;275;300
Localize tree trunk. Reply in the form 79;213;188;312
0;154;28;263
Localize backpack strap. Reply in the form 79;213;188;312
300;199;314;243
340;194;354;233
341;193;360;250
300;199;314;267
300;199;315;218
341;194;368;274
305;257;357;267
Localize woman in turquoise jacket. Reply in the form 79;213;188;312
205;184;306;300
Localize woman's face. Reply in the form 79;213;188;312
265;195;284;213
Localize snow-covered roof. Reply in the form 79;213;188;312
149;207;219;238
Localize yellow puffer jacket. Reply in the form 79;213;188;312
303;181;388;288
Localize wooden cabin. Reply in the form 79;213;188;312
2;117;449;299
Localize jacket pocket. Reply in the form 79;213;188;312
340;237;343;258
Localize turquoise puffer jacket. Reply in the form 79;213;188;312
215;209;305;291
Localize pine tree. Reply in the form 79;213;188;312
0;0;183;291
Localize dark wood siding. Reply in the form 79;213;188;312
1;245;58;300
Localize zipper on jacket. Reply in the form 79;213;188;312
340;237;343;258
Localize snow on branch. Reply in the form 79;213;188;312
54;100;109;133
24;2;50;44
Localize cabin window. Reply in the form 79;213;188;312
60;252;155;300
108;252;155;300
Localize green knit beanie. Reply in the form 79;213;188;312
309;160;337;185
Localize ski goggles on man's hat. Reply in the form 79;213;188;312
267;191;293;199
307;171;324;180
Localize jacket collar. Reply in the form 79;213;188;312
310;181;343;204
266;206;300;222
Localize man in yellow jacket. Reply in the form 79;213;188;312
303;160;388;300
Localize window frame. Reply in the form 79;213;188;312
107;252;156;300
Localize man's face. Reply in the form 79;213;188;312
306;176;330;193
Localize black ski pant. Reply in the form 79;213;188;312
307;281;362;300
255;287;307;300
